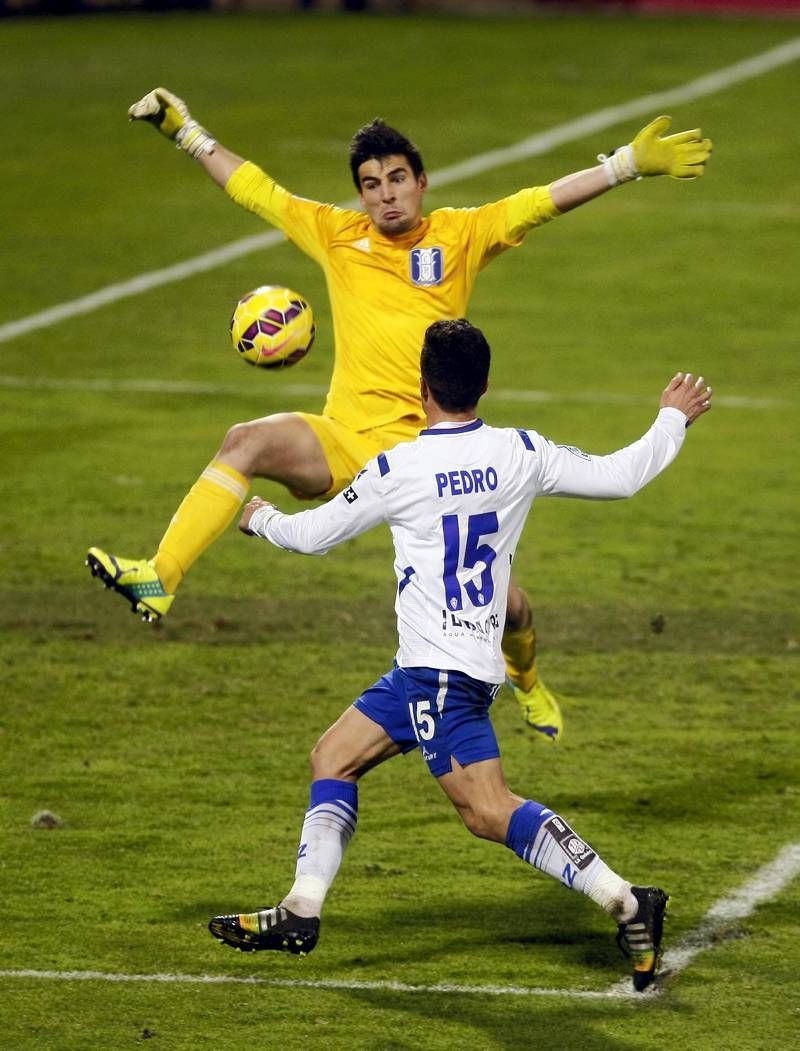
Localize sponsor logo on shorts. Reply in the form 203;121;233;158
544;816;596;870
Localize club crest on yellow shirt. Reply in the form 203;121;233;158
410;247;444;286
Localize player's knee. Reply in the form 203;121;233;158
309;739;328;778
458;802;504;843
309;738;350;781
221;420;256;454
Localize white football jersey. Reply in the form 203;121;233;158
249;408;688;683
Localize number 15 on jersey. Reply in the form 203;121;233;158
441;512;499;611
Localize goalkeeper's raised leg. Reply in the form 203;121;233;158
86;456;251;623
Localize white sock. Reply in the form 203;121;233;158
506;801;638;920
280;778;358;919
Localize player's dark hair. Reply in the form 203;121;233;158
349;118;425;188
421;319;490;412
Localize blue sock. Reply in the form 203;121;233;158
309;778;358;812
505;800;553;863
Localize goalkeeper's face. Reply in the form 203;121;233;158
357;155;427;236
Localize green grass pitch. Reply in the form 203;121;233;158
1;9;798;1049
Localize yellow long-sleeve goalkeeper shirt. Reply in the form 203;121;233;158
226;161;560;431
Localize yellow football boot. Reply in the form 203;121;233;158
86;547;174;623
502;614;562;742
512;677;563;744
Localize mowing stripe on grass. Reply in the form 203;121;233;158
2;841;797;1000
1;37;798;348
0;375;780;410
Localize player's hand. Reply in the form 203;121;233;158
128;87;191;140
128;87;216;158
632;116;712;179
239;496;277;535
660;372;713;426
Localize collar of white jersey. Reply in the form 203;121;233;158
420;418;484;436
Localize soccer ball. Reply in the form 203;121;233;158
230;285;315;369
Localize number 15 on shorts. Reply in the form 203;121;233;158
409;699;435;741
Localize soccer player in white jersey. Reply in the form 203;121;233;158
208;319;712;991
88;86;711;740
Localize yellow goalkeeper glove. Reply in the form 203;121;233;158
128;87;216;159
600;115;712;185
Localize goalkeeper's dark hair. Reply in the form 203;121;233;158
421;319;490;412
349;119;424;188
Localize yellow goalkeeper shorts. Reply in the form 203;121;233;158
295;412;422;498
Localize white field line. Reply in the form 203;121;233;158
425;37;800;189
658;840;800;978
1;841;798;1002
605;840;800;997
0;969;625;1001
1;37;799;348
0;229;283;347
0;375;781;411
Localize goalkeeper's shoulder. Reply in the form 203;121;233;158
227;162;360;244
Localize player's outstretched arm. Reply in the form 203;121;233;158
536;371;712;500
128;87;244;188
549;115;712;213
659;371;713;426
239;466;388;556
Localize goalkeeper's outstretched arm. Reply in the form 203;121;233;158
549;115;712;213
128;87;244;188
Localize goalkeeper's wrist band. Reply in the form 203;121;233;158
248;506;279;539
176;120;217;159
598;144;639;186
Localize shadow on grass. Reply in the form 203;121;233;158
337;986;643;1051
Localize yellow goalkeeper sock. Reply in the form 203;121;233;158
152;460;250;593
502;617;538;694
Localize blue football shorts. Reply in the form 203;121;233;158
353;665;502;778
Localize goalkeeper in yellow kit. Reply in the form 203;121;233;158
87;88;711;742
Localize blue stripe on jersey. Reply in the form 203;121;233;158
420;419;484;437
398;565;415;595
517;429;536;451
377;453;390;476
